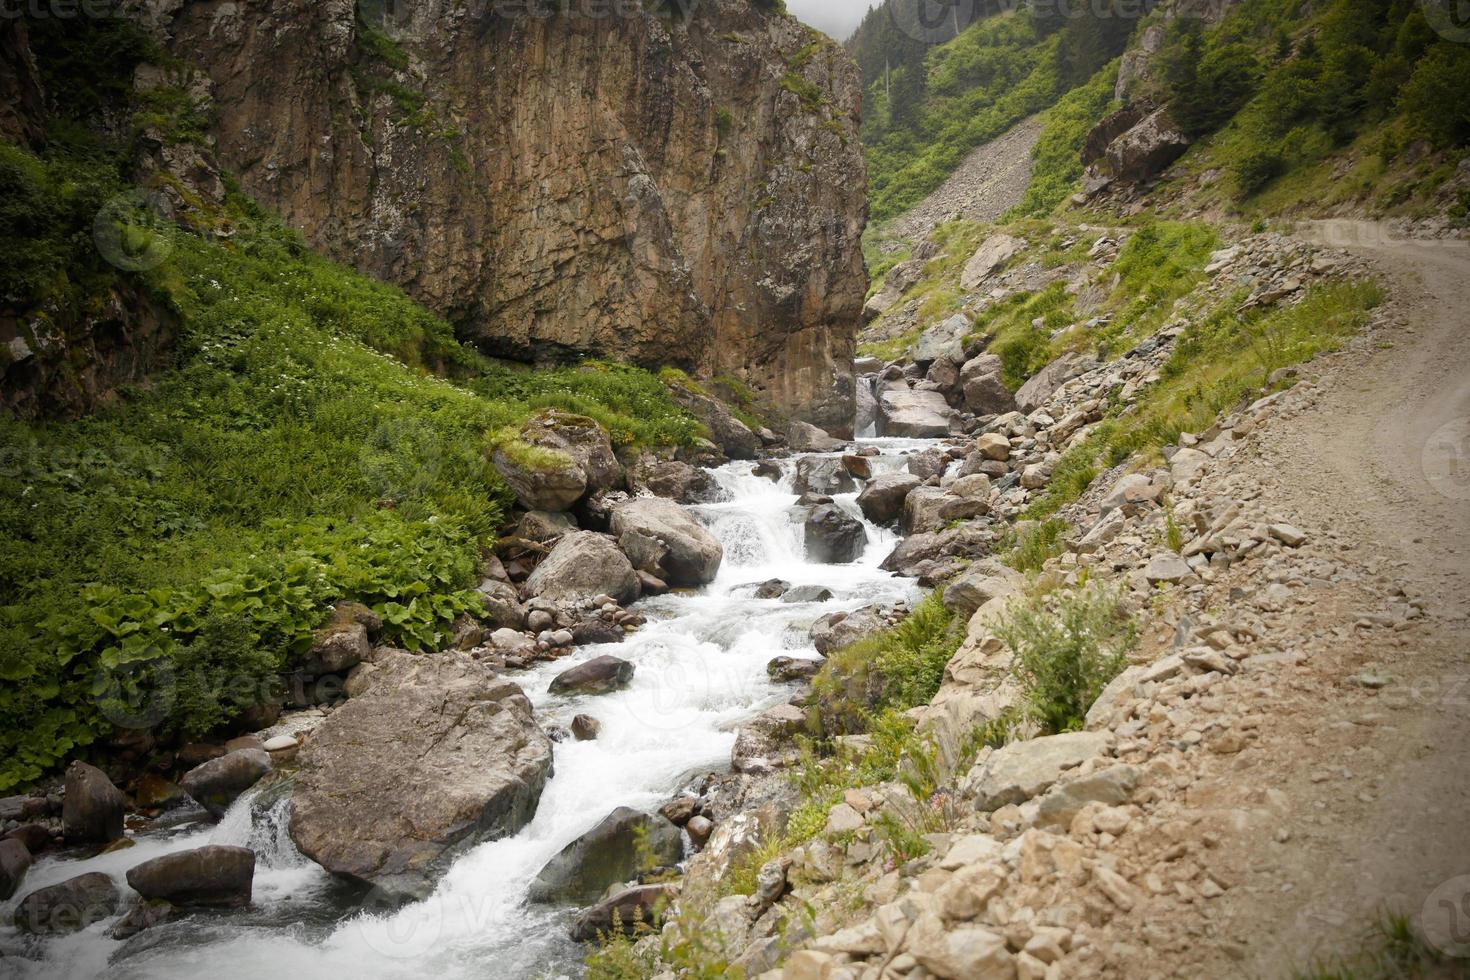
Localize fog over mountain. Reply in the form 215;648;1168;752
788;0;871;41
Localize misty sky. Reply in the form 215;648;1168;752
787;0;873;42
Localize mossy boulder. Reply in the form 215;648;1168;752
528;806;681;905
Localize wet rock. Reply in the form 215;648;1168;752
793;455;856;496
126;845;255;908
768;656;823;682
840;453;872;480
13;872;119;934
753;579;791;599
290;651;553;899
804;503;867;564
529;807;682;905
110;899;179;940
62;761;124;844
857;472;921;524
782;585;835;603
0;838;31;900
628;457;720;503
571;620;625;645
569;883;673;941
659;796;697;826
610;497;723;586
526;531;640;605
549;655;635;696
686;815;714;848
570;714;602;740
180;748;272;819
810;606;887;656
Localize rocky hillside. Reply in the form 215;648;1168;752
120;0;867;429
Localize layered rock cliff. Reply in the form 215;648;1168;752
144;0;866;429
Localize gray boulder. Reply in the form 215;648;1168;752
959;234;1026;290
960;354;1017;416
857;472;921;525
610;497;722;586
290;651;553;899
298;618;372;676
126;845;255;908
793;456;856;496
901;486;989;535
549;655;636;696
13;872;119;934
62;761;124;844
787;420;842;452
810;606;887;656
1105;106;1190;183
477;579;527;630
804;504;867;564
180;748;272;819
877;386;957;438
515;510;578;542
528;807;682;905
492;445;588;513
628;458;720;504
912;314;969;364
669;386;760;460
526;531;639;605
964;731;1111;810
1014;352;1096;413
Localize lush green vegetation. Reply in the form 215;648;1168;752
0;18;703;790
995;583;1137;733
1145;0;1470;208
1023;278;1385;520
864;12;1063;225
811;590;962;733
1008;60;1119;218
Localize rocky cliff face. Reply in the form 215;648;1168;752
144;0;866;428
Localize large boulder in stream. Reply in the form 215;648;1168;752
803;504;867;564
13;872;119;934
857;472;921;525
525;531;640;605
792;455;856;496
290;651;553;899
61;761;124;844
180;748;272;819
610;497;722;586
126;845;255;908
548;655;635;696
877;385;957;438
528;807;682;905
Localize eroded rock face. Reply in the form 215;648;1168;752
525;531;640;606
610;497;723;586
152;0;865;427
289;652;553;898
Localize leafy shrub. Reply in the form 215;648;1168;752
1234;146;1287;197
995;583;1137;733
